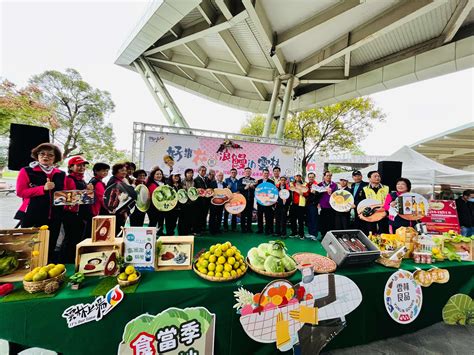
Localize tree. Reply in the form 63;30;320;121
240;97;385;175
29;68;123;162
0;79;56;136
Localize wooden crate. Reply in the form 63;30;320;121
91;215;116;242
156;236;194;271
75;238;123;276
0;228;49;282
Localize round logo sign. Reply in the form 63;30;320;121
278;189;290;200
135;184;150;212
384;270;423;324
330;190;354;212
152;185;178;212
357;198;386;222
177;189;188;204
225;194;246;215
255;182;278;206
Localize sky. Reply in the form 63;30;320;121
1;0;473;157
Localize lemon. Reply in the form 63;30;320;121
214;248;222;257
39;225;49;230
198;267;207;274
125;265;136;275
208;263;216;271
236;269;243;276
216;264;224;273
207;271;215;277
48;268;61;278
55;264;66;273
221;244;229;252
226;248;235;257
128;273;138;282
227;257;235;265
200;260;209;268
225;241;232;249
224;264;232;272
217;256;226;265
432;247;440;254
234;261;240;269
209;255;217;263
240;264;246;271
24;272;34;282
231;246;237;252
215;272;222;278
209;245;216;253
230;270;237;277
31;250;40;257
223;271;231;278
33;270;48;281
118;272;128;281
204;252;211;260
32;267;41;274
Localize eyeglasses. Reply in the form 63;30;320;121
38;152;55;158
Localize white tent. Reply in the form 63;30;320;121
333;146;474;186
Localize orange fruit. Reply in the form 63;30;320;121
268;287;279;297
271;295;283;306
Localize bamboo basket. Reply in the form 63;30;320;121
117;272;141;287
23;270;66;294
246;257;297;278
193;263;247;282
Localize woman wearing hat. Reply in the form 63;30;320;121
61;156;93;263
16;143;66;262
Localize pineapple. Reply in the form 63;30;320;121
233;287;254;310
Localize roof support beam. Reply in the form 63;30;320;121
296;0;443;77
215;0;233;20
276;0;362;49
197;0;218;25
442;0;474;43
145;11;249;55
211;73;234;95
183;42;209;66
219;30;250;74
146;54;274;83
438;148;473;160
242;0;287;75
250;81;268;100
344;52;351;77
299;69;346;84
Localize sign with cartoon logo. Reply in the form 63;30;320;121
124;227;156;270
118;307;216;355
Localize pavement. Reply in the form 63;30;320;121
0;178;21;228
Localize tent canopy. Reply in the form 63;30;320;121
332;146;474;186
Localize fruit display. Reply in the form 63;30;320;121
233;281;313;316
247;240;297;276
0;249;19;277
117;265;141;285
194;241;247;281
23;264;66;282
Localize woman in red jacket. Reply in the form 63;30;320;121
146;167;166;234
16;143;66;262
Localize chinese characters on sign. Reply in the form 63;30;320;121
421;200;461;234
62;285;124;328
119;307;215;355
124;227;156;270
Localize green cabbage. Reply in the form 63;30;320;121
268;240;287;258
281;255;297;271
264;255;284;273
248;253;265;270
257;243;271;258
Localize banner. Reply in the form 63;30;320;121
142;131;296;178
421;200;460;234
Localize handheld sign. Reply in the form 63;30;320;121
135;184;150;212
330;190;354;212
255;182;278;206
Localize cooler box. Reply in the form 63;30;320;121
322;230;380;267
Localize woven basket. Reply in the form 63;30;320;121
246;257;297;278
117;272;141;287
376;257;402;268
23;270;66;294
193;263;247;282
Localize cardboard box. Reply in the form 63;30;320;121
156;236;194;271
0;228;49;282
75;238;123;275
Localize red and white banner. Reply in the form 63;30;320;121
422;200;460;234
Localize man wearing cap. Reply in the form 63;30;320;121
350;170;368;230
62;156;93;263
334;178;351;230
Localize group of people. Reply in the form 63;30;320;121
16;141;430;266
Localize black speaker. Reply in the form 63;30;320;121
377;161;402;192
8;124;50;171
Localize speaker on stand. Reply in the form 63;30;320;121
377;161;402;192
8;124;50;171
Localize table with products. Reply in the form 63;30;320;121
0;232;473;354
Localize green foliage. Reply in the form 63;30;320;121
240;97;385;175
29;68;121;162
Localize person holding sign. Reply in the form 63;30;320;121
209;171;228;234
256;169;275;235
289;174;309;240
317;171;337;238
275;176;291;237
224;168;239;232
238;167;257;233
194;165;210;235
360;170;389;234
16;143;66;262
145;167;166;235
129;169;147;227
383;177;416;233
334;178;351;230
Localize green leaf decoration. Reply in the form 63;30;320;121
442;294;474;325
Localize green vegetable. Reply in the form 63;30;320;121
442;294;474;325
0;250;19;276
248;248;265;270
281;255;297;271
268;240;286;258
257;243;271;258
69;272;85;284
264;255;284;273
155;191;164;202
162;186;172;199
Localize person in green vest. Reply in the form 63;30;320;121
360;170;389;235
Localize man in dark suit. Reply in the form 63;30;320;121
350;170;368;230
238;167;256;233
193;165;209;235
209;171;228;234
256;169;275;235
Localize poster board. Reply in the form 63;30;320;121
123;227;156;270
421;200;460;234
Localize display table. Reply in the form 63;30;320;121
1;232;473;355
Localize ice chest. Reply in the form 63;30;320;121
322;230;380;267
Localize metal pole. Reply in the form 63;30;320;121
276;75;294;139
263;77;281;137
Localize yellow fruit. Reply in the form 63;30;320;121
46;263;56;270
204;252;211;260
209;255;217;263
216;264;224;273
227;257;235;265
127;273;138;282
226;249;235;257
272;295;283;306
230;270;237;277
260;296;269;306
24;272;34;282
286;288;295;299
224;264;232;272
208;263;216;271
214;248;222;257
215;272;222;278
33;270;48;282
236;269;243;276
209;245;216;253
221;243;229;252
200;260;209;268
31;250;40;257
240;264;246;271
55;264;66;273
234;262;240;269
32;267;41;273
125;265;136;275
223;271;231;278
198;267;207;274
432;247;440;254
48;268;61;278
40;267;49;274
217;256;226;265
118;272;128;281
39;225;49;230
207;271;215;277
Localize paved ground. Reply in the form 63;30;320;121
0;178;21;228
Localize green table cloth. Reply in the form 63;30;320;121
0;232;473;355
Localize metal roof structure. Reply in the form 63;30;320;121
411;122;474;170
115;0;474;137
